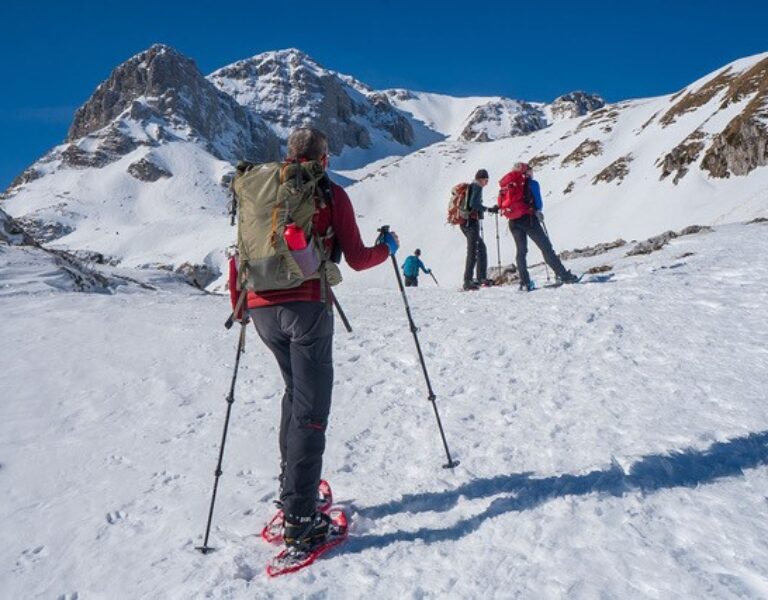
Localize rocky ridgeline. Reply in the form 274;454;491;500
209;49;414;155
661;56;768;180
0;208;114;292
459;92;604;142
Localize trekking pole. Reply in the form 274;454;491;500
332;294;353;333
377;225;459;469
429;271;440;287
494;213;502;277
539;216;552;282
196;316;248;554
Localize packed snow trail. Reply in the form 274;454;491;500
1;223;767;598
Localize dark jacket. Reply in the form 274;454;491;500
466;181;486;219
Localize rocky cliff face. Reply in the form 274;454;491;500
459;99;547;142
0;207;36;245
67;44;280;165
208;49;414;155
550;92;605;120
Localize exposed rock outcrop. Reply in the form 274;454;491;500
561;139;603;167
528;154;560;170
701;114;768;178
459;99;547;142
127;157;172;182
175;262;218;289
593;154;633;185
660;68;735;127
550;92;605;120
626;225;713;256
559;239;627;260
659;130;707;183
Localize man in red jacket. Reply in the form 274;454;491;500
231;128;398;551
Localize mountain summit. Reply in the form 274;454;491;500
208;48;417;158
67;44;280;165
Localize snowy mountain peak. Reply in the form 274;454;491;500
208;48;415;159
65;44;279;165
68;44;198;141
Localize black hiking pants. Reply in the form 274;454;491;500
460;219;487;283
509;214;568;285
251;301;334;519
404;276;418;287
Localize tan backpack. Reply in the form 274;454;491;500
231;160;342;294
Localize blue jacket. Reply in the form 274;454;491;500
528;179;543;211
402;255;428;278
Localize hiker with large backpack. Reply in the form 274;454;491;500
447;169;494;291
227;128;398;562
401;248;431;287
494;162;578;291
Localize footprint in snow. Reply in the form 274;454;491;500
15;545;47;571
106;511;126;524
57;594;79;600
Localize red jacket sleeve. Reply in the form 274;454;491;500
331;184;389;271
228;256;245;318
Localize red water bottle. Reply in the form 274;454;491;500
284;223;308;250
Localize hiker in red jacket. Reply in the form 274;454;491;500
229;128;398;550
494;162;578;290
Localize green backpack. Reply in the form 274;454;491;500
231;160;342;295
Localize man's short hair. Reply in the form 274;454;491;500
286;128;329;161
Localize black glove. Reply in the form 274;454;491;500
487;205;500;214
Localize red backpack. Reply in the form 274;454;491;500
498;170;534;220
447;183;471;225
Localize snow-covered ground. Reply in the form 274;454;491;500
2;221;767;598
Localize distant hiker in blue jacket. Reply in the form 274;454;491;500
402;249;431;287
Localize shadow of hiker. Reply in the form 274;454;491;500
342;430;768;555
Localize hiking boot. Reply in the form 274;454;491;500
558;272;580;284
519;280;535;292
284;511;331;551
479;279;495;287
463;281;479;291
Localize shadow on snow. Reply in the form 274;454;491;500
342;430;768;555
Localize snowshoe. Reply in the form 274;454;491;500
261;479;333;545
266;509;349;577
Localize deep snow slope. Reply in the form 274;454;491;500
2;221;767;598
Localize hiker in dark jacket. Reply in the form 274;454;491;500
494;162;578;290
460;169;493;290
402;249;430;287
229;128;399;551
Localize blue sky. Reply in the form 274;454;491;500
2;0;767;189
